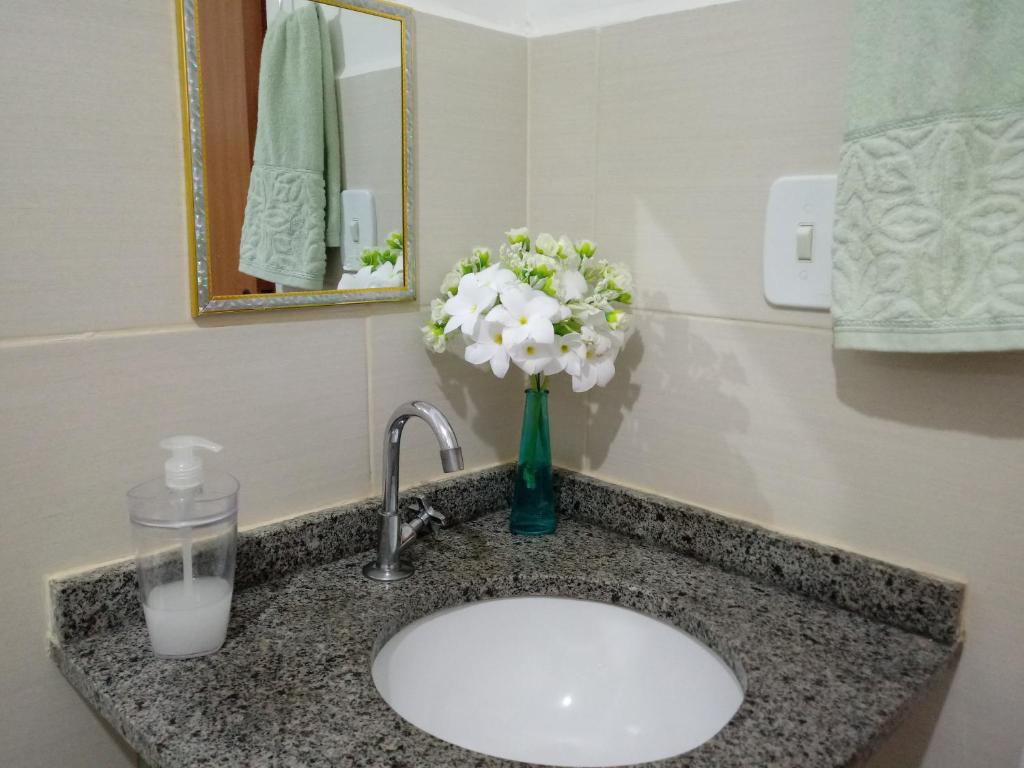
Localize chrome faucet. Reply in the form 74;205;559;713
362;401;464;582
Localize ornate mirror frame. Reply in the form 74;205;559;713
176;0;415;315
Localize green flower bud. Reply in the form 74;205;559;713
575;239;596;258
472;247;491;267
506;227;530;249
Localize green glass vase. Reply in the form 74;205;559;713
510;388;556;536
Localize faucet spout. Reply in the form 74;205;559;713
440;447;464;473
363;401;463;582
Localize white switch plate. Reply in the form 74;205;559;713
342;189;377;271
763;175;837;310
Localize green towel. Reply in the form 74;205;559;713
239;5;341;291
832;0;1024;351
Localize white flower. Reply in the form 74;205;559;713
487;285;561;346
606;309;630;333
369;261;403;287
463;320;511;378
443;273;498;336
567;299;602;324
559;268;588;301
526;252;559;278
506;227;530;246
534;233;558;256
581;290;615;315
424;229;633;393
581;323;622;356
440;270;461;296
553;333;586;376
498;241;528;272
572;349;617;392
430;298;448;323
509;341;562;376
598;262;633;299
475;264;517;293
339;266;374;290
339;262;402;289
421;324;447;353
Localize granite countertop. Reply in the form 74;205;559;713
50;467;963;768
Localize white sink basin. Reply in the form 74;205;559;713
372;596;743;767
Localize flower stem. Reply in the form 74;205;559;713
531;374;545;391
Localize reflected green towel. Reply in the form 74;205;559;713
239;5;341;290
832;0;1024;351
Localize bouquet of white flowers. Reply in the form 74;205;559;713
422;228;633;393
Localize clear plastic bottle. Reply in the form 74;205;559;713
127;437;238;658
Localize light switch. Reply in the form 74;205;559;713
342;189;377;270
763;175;837;310
796;224;814;262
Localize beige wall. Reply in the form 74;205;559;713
0;4;525;766
530;0;1024;766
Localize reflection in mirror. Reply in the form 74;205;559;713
181;0;413;314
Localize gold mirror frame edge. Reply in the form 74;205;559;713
176;0;417;316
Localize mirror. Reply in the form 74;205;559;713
177;0;414;315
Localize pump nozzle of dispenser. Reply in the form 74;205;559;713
159;436;222;491
158;436;223;598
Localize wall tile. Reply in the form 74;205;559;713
527;30;598;238
2;319;371;549
0;1;190;338
414;14;528;302
593;0;852;325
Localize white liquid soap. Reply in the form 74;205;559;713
143;577;233;657
128;435;239;659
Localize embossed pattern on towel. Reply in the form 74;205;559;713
833;110;1024;344
239;163;328;287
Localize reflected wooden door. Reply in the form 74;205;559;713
197;0;274;296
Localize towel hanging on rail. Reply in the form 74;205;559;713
831;0;1024;352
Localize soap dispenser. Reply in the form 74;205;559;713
127;436;239;658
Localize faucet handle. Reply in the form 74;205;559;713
402;495;449;538
402;494;428;519
425;505;448;529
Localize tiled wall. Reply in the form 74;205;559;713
0;5;524;767
529;1;1024;766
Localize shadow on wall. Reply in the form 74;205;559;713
430;342;524;454
834;350;1024;439
580;305;774;525
585;329;644;469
